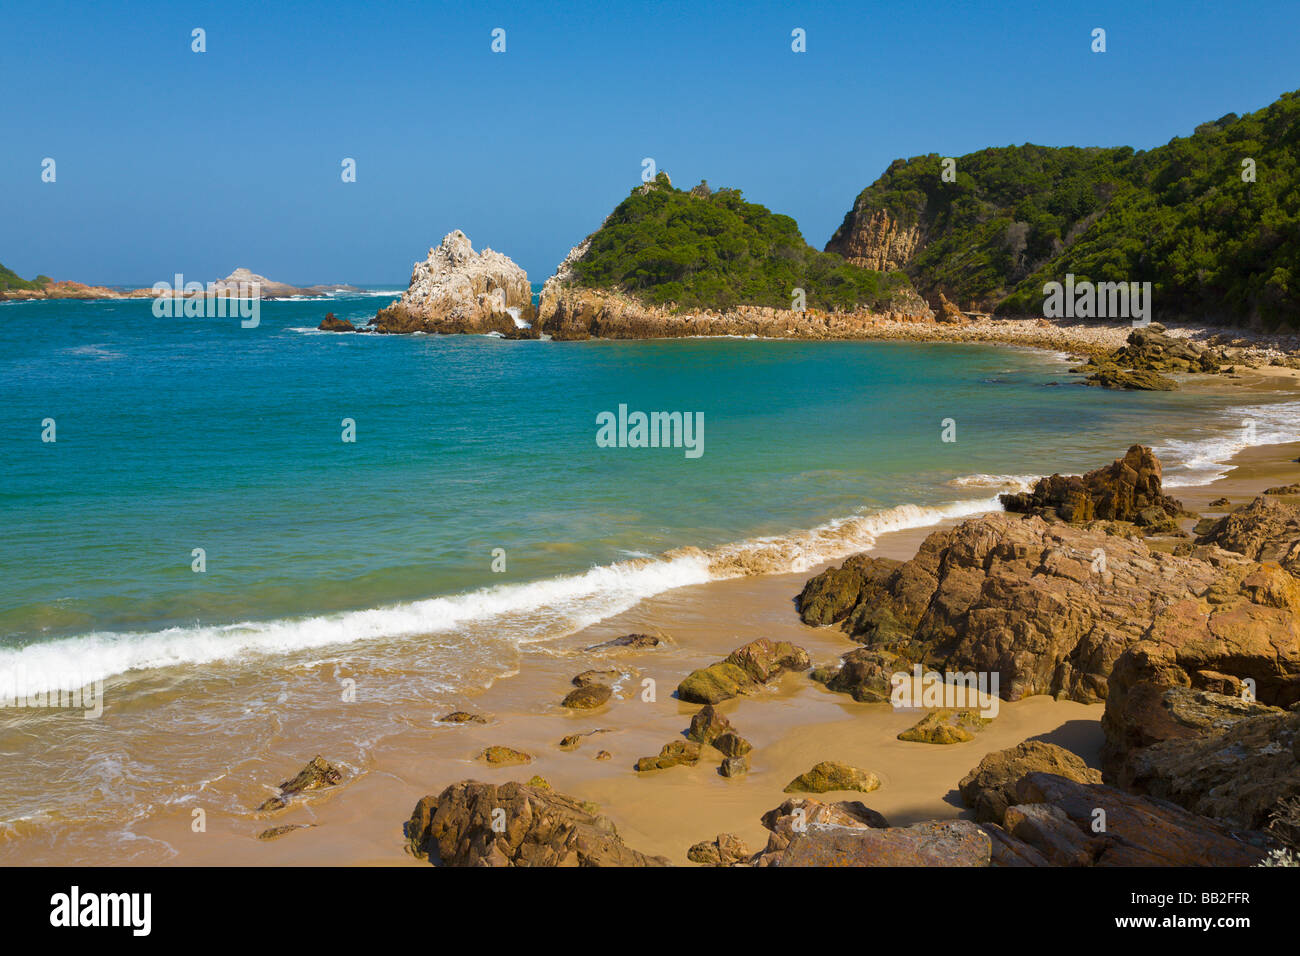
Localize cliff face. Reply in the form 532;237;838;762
374;231;535;335
824;207;922;273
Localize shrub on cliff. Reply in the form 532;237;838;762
570;174;912;312
831;89;1300;327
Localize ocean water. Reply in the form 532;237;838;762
3;293;1300;854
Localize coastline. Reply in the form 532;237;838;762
99;393;1300;866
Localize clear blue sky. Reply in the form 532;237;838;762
2;0;1296;286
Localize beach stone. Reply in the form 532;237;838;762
561;683;613;709
558;729;609;750
686;704;733;744
572;669;621;687
897;708;990;744
1209;497;1232;507
687;833;753;866
585;633;661;651
1266;484;1300;496
720;756;748;777
677;638;810;704
958;740;1102;824
477;746;532;767
634;740;701;772
257;823;317;841
784;761;880;794
406;780;670;867
256;755;343;812
438;711;488;724
711;731;752;758
594;750;612;761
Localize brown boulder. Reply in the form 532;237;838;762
406;780;670;866
999;445;1183;526
958;740;1102;824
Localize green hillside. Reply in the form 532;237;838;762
828;90;1300;327
568;174;914;312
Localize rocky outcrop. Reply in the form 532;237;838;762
824;207;922;273
1116;702;1300;831
535;287;932;341
256;755;343;812
1003;772;1268;866
1075;324;1224;390
687;833;752;866
959;741;1103;824
1194;496;1300;573
804;509;1229;703
676;638;810;704
374;231;535;336
762;820;992;867
999;444;1184;528
317;312;356;332
406;780;671;866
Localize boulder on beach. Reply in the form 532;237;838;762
897;708;991;744
477;746;532;767
677;638;810;704
998;444;1184;527
958;740;1103;824
561;683;613;709
406;780;671;866
783;760;880;794
634;740;701;772
584;633;662;651
256;755;343;812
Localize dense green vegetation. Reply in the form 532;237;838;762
0;262;51;292
571;174;912;312
831;90;1300;327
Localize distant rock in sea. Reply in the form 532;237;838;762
373;230;535;336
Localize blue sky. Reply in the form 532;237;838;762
2;0;1296;286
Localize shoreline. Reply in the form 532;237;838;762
3;349;1299;865
85;448;1300;865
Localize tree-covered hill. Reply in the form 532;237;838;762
0;262;51;292
828;90;1300;327
568;174;915;313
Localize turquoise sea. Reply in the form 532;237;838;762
3;293;1300;693
3;292;1300;856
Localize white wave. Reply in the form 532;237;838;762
947;474;1040;492
1157;400;1300;487
0;496;1004;696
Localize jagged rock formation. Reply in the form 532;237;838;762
800;449;1300;705
1072;324;1225;389
999;444;1185;529
374;231;535;336
959;741;1102;824
406;780;671;866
